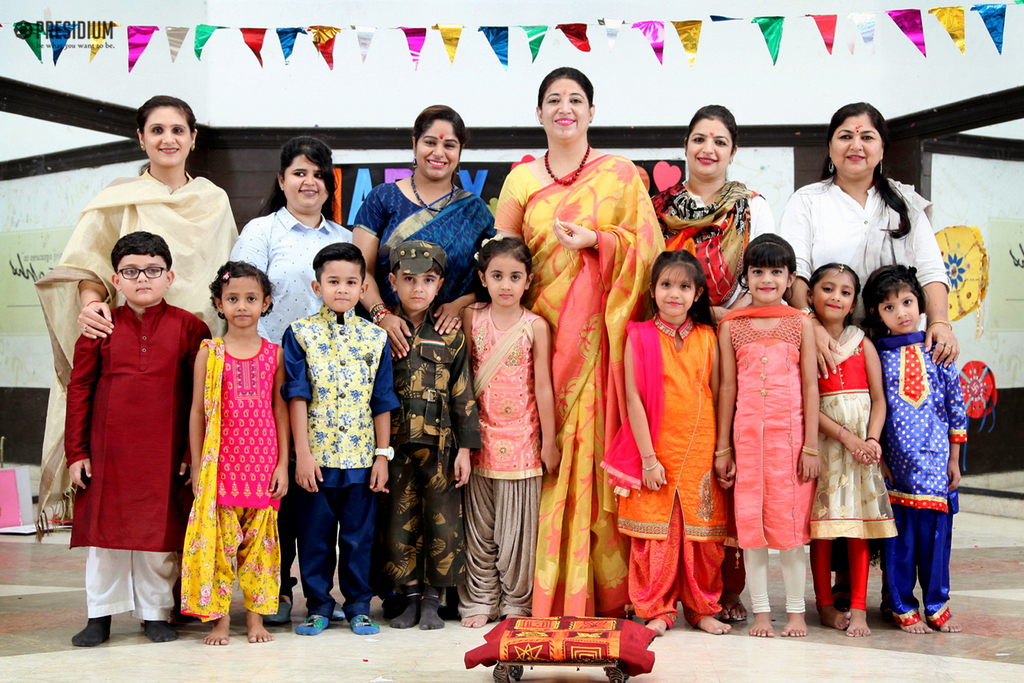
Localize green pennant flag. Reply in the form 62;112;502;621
520;25;547;63
14;21;43;62
752;16;784;65
194;24;221;60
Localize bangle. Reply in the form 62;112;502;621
714;447;733;458
801;446;820;457
928;320;952;331
866;436;879;445
837;425;849;441
370;303;388;325
642;460;660;471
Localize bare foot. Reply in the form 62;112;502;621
645;618;669;636
719;591;748;621
461;614;489;628
847;609;871;637
695;616;731;635
781;612;808;637
938;614;963;633
899;616;933;634
247;610;275;643
749;613;774;637
204;616;230;646
817;604;851;631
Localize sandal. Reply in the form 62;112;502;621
351;614;380;635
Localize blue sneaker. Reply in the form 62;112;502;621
350;614;380;635
295;615;329;636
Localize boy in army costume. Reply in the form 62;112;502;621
384;240;480;630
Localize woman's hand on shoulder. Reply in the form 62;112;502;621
809;316;837;378
434;300;467;335
78;300;114;340
379;313;411;358
925;321;959;367
552;219;598;251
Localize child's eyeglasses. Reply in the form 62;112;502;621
117;267;167;280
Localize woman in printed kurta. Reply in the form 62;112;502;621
181;263;290;645
494;68;664;617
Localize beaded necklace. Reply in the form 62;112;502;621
544;145;591;186
411;174;456;214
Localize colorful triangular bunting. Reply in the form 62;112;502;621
478;26;509;69
848;13;877;54
556;23;591;52
520;25;547;62
752;17;785;65
127;26;159;72
807;15;837;54
671;20;702;67
433;24;463;64
276;27;307;65
89;23;119;62
711;16;741;22
165;27;188;62
309;25;341;69
50;23;73;65
400;27;427;69
599;19;624;50
887;9;927;57
194;24;221;60
929;7;966;54
632;21;665;64
14;21;43;63
240;28;266;66
972;4;1006;54
352;26;374;63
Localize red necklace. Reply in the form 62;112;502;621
544;145;591;186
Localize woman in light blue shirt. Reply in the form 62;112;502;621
230;136;351;625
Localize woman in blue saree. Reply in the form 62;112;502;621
354;105;495;357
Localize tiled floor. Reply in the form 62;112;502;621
2;511;1023;683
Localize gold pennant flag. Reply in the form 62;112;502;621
671;20;702;66
929;6;966;54
89;22;119;62
432;24;463;64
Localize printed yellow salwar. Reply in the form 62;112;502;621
495;155;664;616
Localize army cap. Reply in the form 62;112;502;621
390;240;447;275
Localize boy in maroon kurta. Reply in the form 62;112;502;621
65;232;210;646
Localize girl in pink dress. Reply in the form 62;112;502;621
716;234;819;638
458;236;557;628
182;262;290;645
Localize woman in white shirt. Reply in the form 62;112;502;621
779;102;957;374
651;105;774;323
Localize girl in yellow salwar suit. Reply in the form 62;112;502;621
494;68;664;617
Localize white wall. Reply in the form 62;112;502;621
1;1;1022;131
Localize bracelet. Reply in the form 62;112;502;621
837;424;849;441
370;303;389;325
866;436;879;445
642;460;660;471
801;446;820;457
714;447;733;458
927;320;953;331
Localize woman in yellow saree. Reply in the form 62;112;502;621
494;68;664;617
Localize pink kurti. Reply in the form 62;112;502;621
217;340;280;510
730;314;813;550
470;305;543;479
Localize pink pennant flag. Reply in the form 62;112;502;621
887;9;927;57
807;15;837;54
399;27;426;69
631;21;665;64
127;26;159;72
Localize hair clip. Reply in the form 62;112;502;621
481;234;505;248
837;264;845;273
222;271;231;280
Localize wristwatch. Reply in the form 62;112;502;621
375;446;395;461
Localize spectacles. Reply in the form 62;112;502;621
117;267;167;280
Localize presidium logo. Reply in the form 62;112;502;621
13;20;117;62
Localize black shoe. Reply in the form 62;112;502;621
143;620;178;643
72;616;111;647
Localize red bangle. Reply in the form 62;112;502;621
866;437;879;444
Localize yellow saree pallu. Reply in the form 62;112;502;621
495;155;665;616
180;340;279;620
34;173;236;529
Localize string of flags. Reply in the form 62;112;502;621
8;5;1022;72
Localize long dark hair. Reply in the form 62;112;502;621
259;136;336;219
537;67;594;107
808;262;861;326
649;250;714;331
821;102;911;239
862;265;926;340
739;233;797;288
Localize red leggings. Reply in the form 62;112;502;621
810;538;869;612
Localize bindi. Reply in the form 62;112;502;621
854;125;863;132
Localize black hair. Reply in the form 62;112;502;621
862;265;927;339
649;250;714;330
209;261;274;319
473;236;533;304
136;95;196;132
413;105;469;147
537;66;594;108
687;105;738;149
259;136;336;219
821;102;911;239
740;233;797;286
110;231;172;270
313;242;365;281
808;262;861;326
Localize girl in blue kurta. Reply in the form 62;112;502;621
863;265;966;634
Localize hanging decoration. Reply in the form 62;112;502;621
433;24;463;64
276;27;306;64
935;225;989;332
90;23;119;62
632;21;665;64
239;28;266;66
309;25;341;69
599;19;625;50
807;14;838;54
400;27;427;69
194;24;221;60
165;27;188;62
848;12;877;54
959;361;998;432
50;23;73;65
479;26;509;69
752;16;785;64
519;25;548;62
352;26;374;63
888;9;927;56
929;7;966;54
711;16;741;22
671;20;702;66
127;26;159;72
556;23;591;52
13;21;44;63
972;4;1006;54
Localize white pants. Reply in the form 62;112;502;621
85;547;178;620
744;546;807;614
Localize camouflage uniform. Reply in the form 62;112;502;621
383;242;481;589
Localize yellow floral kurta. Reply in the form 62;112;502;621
495;155;664;616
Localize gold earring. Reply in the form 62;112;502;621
190;143;196;151
140;143;146;151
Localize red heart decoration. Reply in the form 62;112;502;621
512;154;536;169
652;161;682;192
